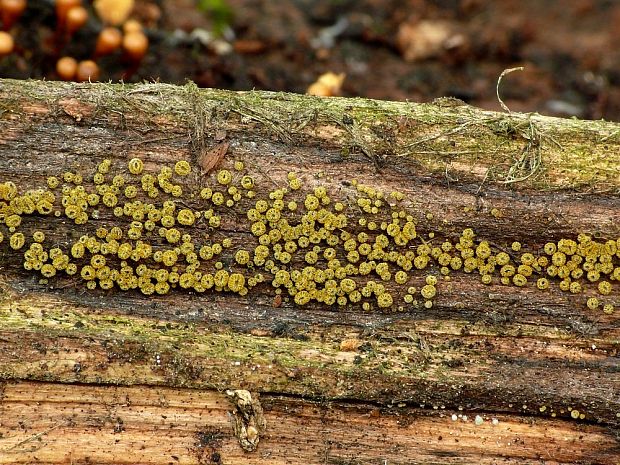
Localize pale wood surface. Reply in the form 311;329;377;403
1;381;618;465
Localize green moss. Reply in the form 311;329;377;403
5;78;620;190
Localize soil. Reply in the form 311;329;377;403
3;0;620;121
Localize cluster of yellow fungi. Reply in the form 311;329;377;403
0;157;618;313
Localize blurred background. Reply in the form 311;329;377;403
0;0;619;120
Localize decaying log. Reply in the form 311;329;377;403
0;78;618;464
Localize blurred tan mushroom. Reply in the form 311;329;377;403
0;0;26;30
65;5;88;35
122;30;148;61
122;18;142;34
55;0;81;28
0;30;14;56
95;26;122;56
56;56;77;80
76;59;99;81
93;0;134;26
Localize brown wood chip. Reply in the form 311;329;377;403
198;141;229;173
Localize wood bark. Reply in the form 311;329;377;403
0;78;618;464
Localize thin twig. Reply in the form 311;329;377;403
496;67;524;114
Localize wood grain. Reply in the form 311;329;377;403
1;381;618;465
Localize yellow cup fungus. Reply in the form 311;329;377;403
0;159;617;316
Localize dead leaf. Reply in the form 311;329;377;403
198;141;229;173
214;129;227;141
307;72;345;96
339;338;362;351
396;20;453;62
59;98;92;121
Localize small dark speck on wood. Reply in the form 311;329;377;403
198;141;230;174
